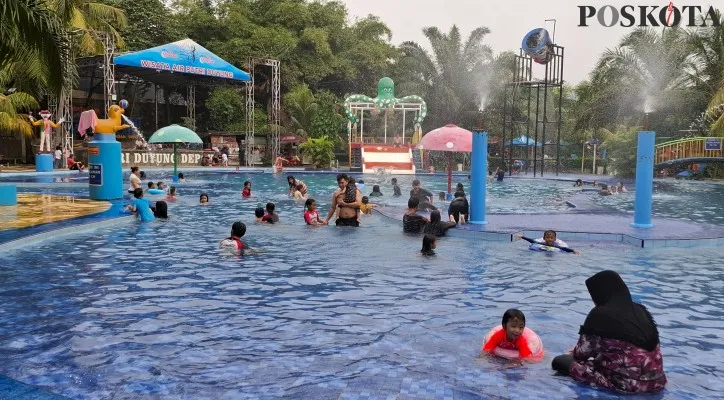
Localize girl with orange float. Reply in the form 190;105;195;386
482;309;544;362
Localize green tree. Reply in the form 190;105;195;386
52;0;128;55
309;90;345;141
284;84;318;137
299;135;334;167
206;86;245;131
605;125;640;178
397;25;494;130
0;87;40;137
101;0;180;50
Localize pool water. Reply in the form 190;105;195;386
0;172;722;399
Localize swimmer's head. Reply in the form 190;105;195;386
244;180;251;188
336;174;349;189
231;221;246;238
140;171;146;179
154;200;168;218
200;193;209;203
543;230;557;246
295;184;303;191
502;308;526;342
391;178;398;184
287;175;295;184
178;173;184;180
412;179;421;188
372;185;381;193
456;183;464;191
148;182;156;189
361;196;369;204
305;198;316;210
131;166;139;174
254;207;265;218
133;188;144;199
430;210;441;223
169;186;176;196
408;197;420;209
266;202;275;213
438;191;445;200
421;234;437;254
358;179;364;184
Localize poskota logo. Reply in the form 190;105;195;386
578;2;720;27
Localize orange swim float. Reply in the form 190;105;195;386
482;325;544;362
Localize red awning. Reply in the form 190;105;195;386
279;135;306;143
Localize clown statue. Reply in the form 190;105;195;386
29;110;65;153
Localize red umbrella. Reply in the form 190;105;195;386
417;124;472;194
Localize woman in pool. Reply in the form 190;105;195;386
287;175;307;197
200;193;209;204
448;191;469;224
325;174;361;227
552;270;667;394
421;234;436;256
369;185;383;197
424;210;457;237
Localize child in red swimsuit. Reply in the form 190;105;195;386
242;181;252;198
304;199;324;225
482;309;533;358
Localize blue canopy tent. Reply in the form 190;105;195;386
113;39;250;82
504;135;542;147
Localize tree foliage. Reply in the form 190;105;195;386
299;135;334;167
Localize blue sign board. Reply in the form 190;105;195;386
113;39;250;81
89;164;102;186
705;138;722;151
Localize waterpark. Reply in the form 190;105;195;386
2;1;724;399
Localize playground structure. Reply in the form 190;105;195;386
654;137;724;167
344;78;427;174
501;28;564;177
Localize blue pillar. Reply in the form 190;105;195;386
0;184;17;206
88;133;123;200
631;131;655;228
35;153;53;172
470;130;488;225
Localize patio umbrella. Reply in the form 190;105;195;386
417;124;472;195
148;124;203;180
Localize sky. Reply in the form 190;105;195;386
341;0;719;84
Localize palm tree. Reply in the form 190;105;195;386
397;25;494;129
0;0;72;94
0;87;40;137
52;0;128;55
284;84;319;137
685;10;724;98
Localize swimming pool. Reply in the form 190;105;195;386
0;171;722;399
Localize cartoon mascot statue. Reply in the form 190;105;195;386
29;110;64;153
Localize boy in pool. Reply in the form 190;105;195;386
482;309;533;359
147;182;157;191
177;173;185;182
261;202;279;224
254;207;265;222
219;221;247;254
391;177;402;197
515;230;580;254
127;188;155;222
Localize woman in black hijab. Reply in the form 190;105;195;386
552;270;667;394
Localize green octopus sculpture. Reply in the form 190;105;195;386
343;77;427;134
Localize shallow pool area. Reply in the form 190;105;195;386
0;171;722;399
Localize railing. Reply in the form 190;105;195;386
654;137;722;165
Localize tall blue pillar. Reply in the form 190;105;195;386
631;131;655;228
88;133;123;200
35;153;54;172
470;130;488;225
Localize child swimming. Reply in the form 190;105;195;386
219;221;247;254
166;186;177;202
153;200;168;219
424;210;457;237
242;181;252;198
177;173;185;182
261;202;279;224
515;230;580;254
254;207;265;222
304;199;325;225
421;234;437;256
391;177;402;197
482;309;534;359
293;184;307;200
360;196;376;215
127;188;155;222
200;193;209;204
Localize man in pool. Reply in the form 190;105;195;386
410;179;436;211
324;174;361;227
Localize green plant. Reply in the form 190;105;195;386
299;135;334;168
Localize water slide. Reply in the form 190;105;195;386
361;144;415;174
